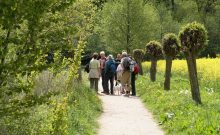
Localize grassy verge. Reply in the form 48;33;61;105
137;59;220;135
0;71;102;135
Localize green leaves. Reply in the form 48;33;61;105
0;1;97;133
146;40;163;58
162;33;180;57
179;21;208;55
100;0;152;53
133;49;145;61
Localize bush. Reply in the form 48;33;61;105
0;71;102;135
162;33;180;57
179;21;208;54
146;41;163;58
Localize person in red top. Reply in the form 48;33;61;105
99;51;108;94
129;56;139;96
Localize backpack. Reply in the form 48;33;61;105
84;63;90;73
109;62;116;73
122;57;131;71
133;64;139;74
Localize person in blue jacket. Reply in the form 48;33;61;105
104;55;116;95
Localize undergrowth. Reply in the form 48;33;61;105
0;71;102;135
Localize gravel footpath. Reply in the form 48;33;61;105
97;82;164;135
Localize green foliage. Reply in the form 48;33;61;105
93;0;220;56
179;22;208;55
68;84;102;135
133;49;145;62
146;41;163;58
0;0;96;87
162;33;180;57
0;0;72;86
137;68;220;134
0;0;99;134
100;0;157;53
0;71;102;135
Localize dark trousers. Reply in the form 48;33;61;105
105;74;114;94
90;78;99;92
101;69;107;92
131;72;136;96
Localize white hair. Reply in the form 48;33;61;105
122;51;127;57
108;54;114;60
100;51;105;55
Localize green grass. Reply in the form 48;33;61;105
0;71;102;135
137;72;220;135
67;84;102;135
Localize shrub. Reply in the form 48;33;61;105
0;71;102;135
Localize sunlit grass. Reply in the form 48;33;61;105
137;58;220;134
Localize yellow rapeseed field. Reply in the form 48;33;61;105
142;58;220;83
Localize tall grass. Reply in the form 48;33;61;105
0;70;102;135
137;58;220;134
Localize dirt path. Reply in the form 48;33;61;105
98;82;164;135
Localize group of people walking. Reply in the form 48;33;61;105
87;51;139;96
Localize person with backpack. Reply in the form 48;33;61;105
121;52;131;96
88;53;100;93
104;55;116;95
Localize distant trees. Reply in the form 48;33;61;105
162;33;180;90
94;0;219;56
146;41;163;82
179;22;208;104
100;0;155;53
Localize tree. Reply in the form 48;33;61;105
193;0;220;57
179;22;208;104
0;0;75;86
133;49;144;75
146;41;163;82
162;33;180;90
100;0;152;53
0;0;96;118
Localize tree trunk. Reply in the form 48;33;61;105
137;61;143;75
164;56;172;90
186;53;202;104
192;53;198;77
150;58;157;82
126;0;131;54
